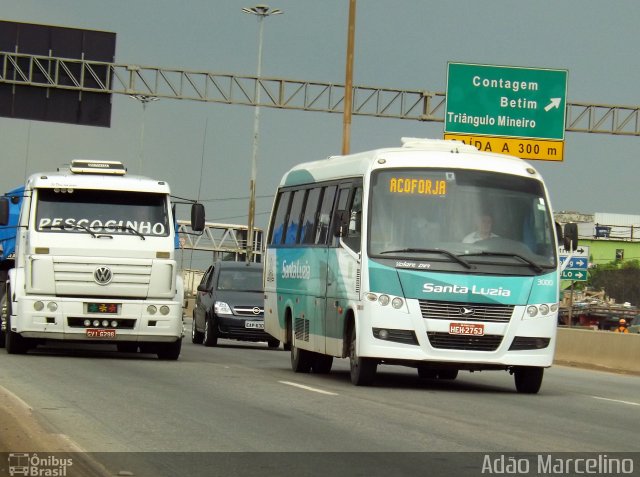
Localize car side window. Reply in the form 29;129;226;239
205;267;215;290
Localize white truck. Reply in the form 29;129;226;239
0;160;204;359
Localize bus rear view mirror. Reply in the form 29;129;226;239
563;223;578;251
191;203;205;232
0;198;8;226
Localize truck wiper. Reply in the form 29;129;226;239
111;225;146;240
464;251;544;272
380;248;474;269
40;223;97;238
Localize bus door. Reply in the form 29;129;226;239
325;182;362;357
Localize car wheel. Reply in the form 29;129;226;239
349;327;376;386
191;316;204;344
514;366;544;394
267;339;280;349
203;316;218;347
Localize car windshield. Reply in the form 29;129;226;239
368;168;557;269
217;269;263;292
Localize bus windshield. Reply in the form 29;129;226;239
368;168;556;269
35;188;170;237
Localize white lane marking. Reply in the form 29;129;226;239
279;381;338;396
592;396;640;407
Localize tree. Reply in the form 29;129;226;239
588;259;640;305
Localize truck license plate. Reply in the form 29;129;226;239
86;329;116;338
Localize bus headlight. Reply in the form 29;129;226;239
526;306;538;317
539;304;550;315
391;297;404;309
378;295;390;306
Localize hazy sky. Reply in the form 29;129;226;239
1;0;639;231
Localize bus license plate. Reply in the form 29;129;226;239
449;323;484;336
245;321;264;329
86;329;116;338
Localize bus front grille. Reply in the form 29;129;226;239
427;332;503;351
419;300;514;323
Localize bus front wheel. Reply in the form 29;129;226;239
349;328;376;386
290;338;312;373
513;366;544;394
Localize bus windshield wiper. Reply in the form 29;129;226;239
40;223;97;238
380;248;474;269
465;251;544;272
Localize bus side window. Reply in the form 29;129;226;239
343;186;363;252
300;187;322;244
331;184;352;246
284;189;306;244
315;185;337;245
269;191;291;245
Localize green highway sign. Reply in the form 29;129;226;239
445;63;568;140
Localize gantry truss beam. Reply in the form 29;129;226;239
177;220;262;258
1;51;639;136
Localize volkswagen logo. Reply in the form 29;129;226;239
94;266;113;285
460;307;475;317
252;307;262;315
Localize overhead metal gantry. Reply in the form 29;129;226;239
1;50;639;136
176;221;262;260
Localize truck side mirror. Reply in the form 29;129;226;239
191;203;205;232
0;198;8;226
563;222;578;252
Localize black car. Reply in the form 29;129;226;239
191;261;279;348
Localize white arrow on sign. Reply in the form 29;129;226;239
544;98;561;112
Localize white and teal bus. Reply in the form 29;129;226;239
264;138;560;393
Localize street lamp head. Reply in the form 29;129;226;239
242;4;283;16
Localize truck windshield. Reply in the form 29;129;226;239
368;168;556;269
35;188;170;237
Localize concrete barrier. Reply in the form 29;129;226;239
555;327;640;374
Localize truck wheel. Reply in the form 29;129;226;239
514;366;544;394
157;338;182;360
6;317;28;355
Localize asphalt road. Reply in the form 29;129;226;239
1;318;639;476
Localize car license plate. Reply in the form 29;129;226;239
86;329;116;338
449;322;484;336
245;321;264;329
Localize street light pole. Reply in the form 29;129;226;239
242;4;283;263
129;94;159;175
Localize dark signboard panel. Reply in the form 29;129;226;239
0;20;116;127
